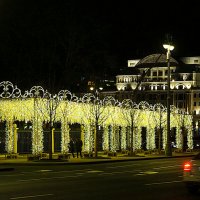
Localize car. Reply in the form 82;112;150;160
183;152;200;193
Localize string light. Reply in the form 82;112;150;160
0;81;194;155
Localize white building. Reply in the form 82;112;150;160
114;54;200;139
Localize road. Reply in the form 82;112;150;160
0;157;199;200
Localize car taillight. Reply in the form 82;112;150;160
183;162;192;172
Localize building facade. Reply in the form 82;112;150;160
113;54;200;140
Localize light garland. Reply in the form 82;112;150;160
103;125;109;151
5;120;14;153
61;120;70;154
134;126;141;150
32;117;43;155
175;127;182;149
120;126;127;151
187;125;193;149
0;81;194;155
162;127;167;150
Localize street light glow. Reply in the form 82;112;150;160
163;44;174;51
90;86;94;91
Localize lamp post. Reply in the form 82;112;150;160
163;44;174;156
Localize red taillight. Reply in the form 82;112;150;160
183;162;192;172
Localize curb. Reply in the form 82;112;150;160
0;154;195;167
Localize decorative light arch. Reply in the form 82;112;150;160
0;81;194;155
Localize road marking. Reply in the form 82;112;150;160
10;193;53;199
18;175;82;182
153;165;181;170
87;170;103;173
141;171;158;175
145;180;182;186
107;164;141;169
135;171;158;176
36;170;53;172
98;172;113;175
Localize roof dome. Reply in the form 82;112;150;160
136;54;178;67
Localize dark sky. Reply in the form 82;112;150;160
0;0;199;92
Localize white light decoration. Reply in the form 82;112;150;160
146;127;155;150
61;120;70;154
5;121;14;153
0;81;194;156
176;127;182;149
120;126;127;151
162;127;167;150
135;126;142;150
187;125;193;149
32;116;43;155
103;125;109;151
172;108;194;151
110;125;115;152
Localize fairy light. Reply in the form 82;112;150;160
121;126;127;151
61;120;70;153
187;125;193;149
135;126;142;150
0;81;194;155
175;127;181;149
103;125;109;151
32;117;43;155
5;120;14;153
162;127;167;150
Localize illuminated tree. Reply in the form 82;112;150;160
120;99;140;155
152;103;166;153
102;96;120;153
0;81;194;157
56;90;78;154
29;86;61;159
81;93;113;158
173;108;193;152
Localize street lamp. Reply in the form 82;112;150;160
163;43;174;156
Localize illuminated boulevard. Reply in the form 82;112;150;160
0;153;199;200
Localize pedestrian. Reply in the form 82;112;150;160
75;138;83;158
68;138;75;158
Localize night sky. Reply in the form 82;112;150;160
0;0;199;92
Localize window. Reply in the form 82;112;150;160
147;71;150;76
194;102;197;106
178;102;183;108
158;71;162;76
194;93;197;98
178;94;184;100
153;71;157;76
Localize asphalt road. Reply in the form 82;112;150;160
0;157;199;200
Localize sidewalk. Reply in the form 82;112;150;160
0;151;198;170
